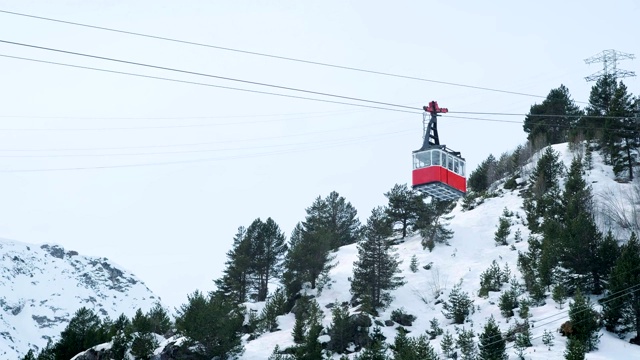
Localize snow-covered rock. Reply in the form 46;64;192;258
0;238;162;358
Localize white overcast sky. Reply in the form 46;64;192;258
0;0;637;308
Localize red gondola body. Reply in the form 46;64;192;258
412;166;466;194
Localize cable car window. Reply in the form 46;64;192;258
424;151;432;167
432;151;440;166
460;161;465;176
454;159;459;174
447;155;454;171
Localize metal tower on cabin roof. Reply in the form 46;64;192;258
584;49;636;82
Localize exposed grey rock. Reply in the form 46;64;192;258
40;245;65;259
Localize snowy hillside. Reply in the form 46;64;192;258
239;143;640;359
0;238;162;358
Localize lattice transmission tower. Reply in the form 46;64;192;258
584;49;636;82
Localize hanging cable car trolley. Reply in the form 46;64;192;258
412;101;466;201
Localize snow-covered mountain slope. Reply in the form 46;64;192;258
240;143;640;359
0;238;162;358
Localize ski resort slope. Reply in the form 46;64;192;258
242;143;640;359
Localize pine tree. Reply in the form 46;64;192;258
456;328;477;360
416;199;455;250
442;283;473;324
52;307;108;360
410;335;439;360
391;328;412;359
260;288;288;333
494;216;511;246
243;217;288;301
283;222;336;297
515;323;532;348
350;207;405;312
478;316;506;360
355;327;389;360
558;157;607;294
146;302;172;335
582;73;617;143
518;297;531;319
132;308;151;333
568;290;600;352
523;85;583;146
498;289;518;318
304;191;361;249
327;303;353;354
130;332;158;360
393;332;439;360
294;322;324;360
564;337;586;360
409;255;419;273
603;232;640;338
524;147;563;233
542;329;554;349
214;226;252;303
440;330;455;359
552;284;567;309
468;154;498;193
610;81;638;180
384;183;425;238
175;291;245;359
427;317;444;339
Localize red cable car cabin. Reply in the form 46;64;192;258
411;101;466;201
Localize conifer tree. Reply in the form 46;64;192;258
411;335;439;360
293;322;324;360
416;200;455;250
442;283;474;324
260;288;288;333
52;307;108;360
409;255;419;273
175;291;245;359
468;154;497;193
494;216;511;246
552;283;567;309
146;302;172;335
248;217;288;301
567;290;600;352
582;73;617;142
392;332;439;360
557;157;609;294
479;316;507;360
542;329;554;349
384;183;425;238
355;327;389;360
609;82;638;180
283;225;336;297
350;207;405;312
564;337;586;360
456;328;477;360
304;191;361;249
603;232;640;339
523;85;582;146
327;303;353;354
440;330;455;359
523;147;563;233
130;332;158;360
215;226;252;304
390;328;412;359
